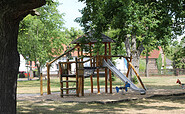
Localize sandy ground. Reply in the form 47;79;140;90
17;88;185;104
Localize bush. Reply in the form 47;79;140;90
132;75;138;84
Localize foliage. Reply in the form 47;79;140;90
156;54;162;73
132;75;138;84
139;59;146;72
65;27;84;42
164;56;166;69
18;1;66;67
173;38;185;69
76;0;185;78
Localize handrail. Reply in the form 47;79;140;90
48;44;79;65
59;56;96;64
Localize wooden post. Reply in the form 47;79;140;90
66;59;69;94
47;63;51;94
104;43;108;93
108;43;112;93
40;73;43;95
128;61;146;90
89;43;93;93
81;48;84;96
96;54;100;94
75;57;79;97
58;62;63;97
126;57;132;78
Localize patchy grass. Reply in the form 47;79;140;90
17;94;185;113
17;76;185;94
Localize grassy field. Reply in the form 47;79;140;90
17;75;185;94
17;76;185;113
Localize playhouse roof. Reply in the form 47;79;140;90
71;32;115;44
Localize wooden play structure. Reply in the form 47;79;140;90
46;33;146;97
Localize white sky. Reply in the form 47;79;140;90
57;0;85;29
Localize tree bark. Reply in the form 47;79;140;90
131;35;140;78
124;36;132;80
0;1;46;113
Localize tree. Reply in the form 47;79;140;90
77;0;185;79
0;0;48;113
65;27;84;41
18;1;66;77
173;38;185;69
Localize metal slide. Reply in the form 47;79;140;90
103;59;146;95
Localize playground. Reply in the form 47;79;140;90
17;33;185;113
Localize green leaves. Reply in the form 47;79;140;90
18;1;66;66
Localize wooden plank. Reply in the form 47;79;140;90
61;80;76;83
61;88;77;90
61;74;76;77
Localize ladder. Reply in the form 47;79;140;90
58;57;84;97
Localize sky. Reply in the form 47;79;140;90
57;0;85;29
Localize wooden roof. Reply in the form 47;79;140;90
71;32;115;44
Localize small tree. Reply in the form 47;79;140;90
156;54;162;74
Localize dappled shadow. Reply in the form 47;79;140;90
17;94;185;114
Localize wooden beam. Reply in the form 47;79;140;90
48;45;79;65
108;43;112;93
58;63;63;97
128;62;146;90
75;57;79;97
47;63;51;94
66;59;69;94
104;43;108;93
126;58;132;78
96;54;100;94
89;43;93;93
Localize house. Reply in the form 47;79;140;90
141;47;172;74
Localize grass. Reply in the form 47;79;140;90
17;94;185;113
17;75;185;94
17;75;185;113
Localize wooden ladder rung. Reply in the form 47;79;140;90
61;74;76;77
61;80;76;83
61;88;77;90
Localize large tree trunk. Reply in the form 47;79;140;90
124;36;132;80
0;1;46;113
0;14;20;114
131;36;140;77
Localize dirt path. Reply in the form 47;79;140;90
17;89;185;104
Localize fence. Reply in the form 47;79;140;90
139;69;185;76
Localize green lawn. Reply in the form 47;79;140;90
17;76;185;113
17;75;185;94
